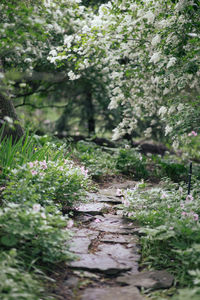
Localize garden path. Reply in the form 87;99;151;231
54;180;173;299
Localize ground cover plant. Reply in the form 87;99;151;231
0;135;91;299
0;250;46;300
120;177;200;299
71;140;118;181
115;148;149;179
71;140;151;182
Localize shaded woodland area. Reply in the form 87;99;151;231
0;1;200;299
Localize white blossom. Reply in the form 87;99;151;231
49;49;57;56
165;125;173;136
158;106;167;116
144;11;155;24
149;52;161;64
167;57;176;68
151;35;161;47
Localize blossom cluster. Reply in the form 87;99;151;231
48;0;200;145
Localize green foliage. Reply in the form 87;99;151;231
0;131;55;178
0;203;73;265
0;130;71;179
0;250;45;300
0;130;36;177
172;287;200;300
115;148;149;179
0;135;91;298
72;141;117;180
121;179;200;289
3;158;89;208
152;155;188;182
159;161;187;182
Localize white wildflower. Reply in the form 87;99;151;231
188;33;198;37
33;204;41;213
19;83;26;88
177;103;184;111
4;116;13;124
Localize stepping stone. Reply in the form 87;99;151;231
97;195;122;204
69;253;132;275
76;203;111;215
97;243;140;273
110;180;137;190
73;270;100;279
99;181;136;197
86;192;122;204
80;286;144;300
100;233;139;244
85;192;100;202
69;237;92;254
64;276;79;288
90;215;136;234
75;214;95;223
99;189;120;198
116;270;174;289
71;228;98;239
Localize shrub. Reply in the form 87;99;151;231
158;159;187;182
115;148;149;179
72;141;117;180
3;158;89;208
0;130;70;179
0;203;74;265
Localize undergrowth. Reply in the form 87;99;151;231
120;178;200;299
0;132;199;299
0;133;90;299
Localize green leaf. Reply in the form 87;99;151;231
1;234;18;247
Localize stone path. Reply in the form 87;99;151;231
63;181;173;300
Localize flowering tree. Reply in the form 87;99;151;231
49;0;200;147
0;0;84;140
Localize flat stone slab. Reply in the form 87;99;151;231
73;270;100;279
69;253;131;275
109;180;137;190
86;192;122;204
100;233;139;244
116;270;174;289
97;243;139;273
97;195;122;204
99;181;137;197
75;213;95;223
71;228;98;239
90;215;136;234
76;203;111;215
81;286;144;300
69;237;92;254
99;189;120;198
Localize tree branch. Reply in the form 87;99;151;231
15;102;68;109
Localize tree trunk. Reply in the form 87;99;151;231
0;59;24;141
85;89;95;136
